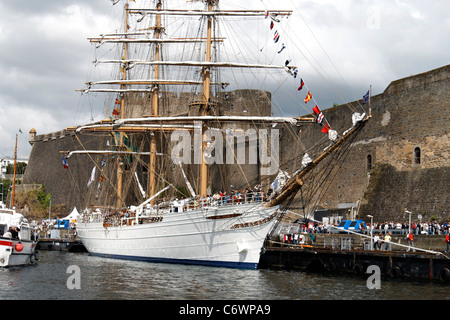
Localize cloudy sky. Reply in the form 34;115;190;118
0;0;448;158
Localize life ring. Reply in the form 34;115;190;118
438;268;450;282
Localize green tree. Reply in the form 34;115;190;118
36;186;51;208
6;162;27;175
0;179;12;203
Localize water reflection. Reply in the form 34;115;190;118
0;251;448;300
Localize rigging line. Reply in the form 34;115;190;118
140;148;192;199
73;135;127;206
261;34;298;117
313;140;355;204
217;18;274;115
304;127;362;213
305;136;353;202
268;188;299;239
299;129;330;158
226;6;324;121
220;17;257;92
289;1;361;113
289;0;365;113
62;140;88;204
218;14;309;157
169;5;298;172
297;123;326;156
290;132;346;206
119;137;145;201
108;132;188;202
218;14;302;134
258;0;327;116
261;0;358;115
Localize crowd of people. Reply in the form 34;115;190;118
279;231;316;246
277;219;450;251
0;226;20;239
211;185;266;205
278;222;322;247
170;185;267;212
367;221;450;235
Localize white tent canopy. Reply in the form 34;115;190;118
61;208;80;221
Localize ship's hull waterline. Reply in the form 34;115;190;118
77;204;279;269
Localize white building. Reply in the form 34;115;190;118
0;157;28;179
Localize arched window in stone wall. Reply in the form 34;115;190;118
414;147;421;165
367;154;372;172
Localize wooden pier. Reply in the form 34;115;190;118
36;238;87;252
259;234;450;282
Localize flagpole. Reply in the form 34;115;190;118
369;85;372;118
12;134;17;209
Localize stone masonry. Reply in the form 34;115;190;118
23;65;449;221
279;65;449;223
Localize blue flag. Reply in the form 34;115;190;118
363;90;370;104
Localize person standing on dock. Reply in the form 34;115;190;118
406;232;415;252
445;233;450;253
384;232;392;251
373;233;380;250
310;232;316;246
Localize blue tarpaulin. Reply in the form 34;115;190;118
55;220;70;229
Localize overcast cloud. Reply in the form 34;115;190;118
0;0;448;158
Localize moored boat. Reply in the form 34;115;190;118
69;0;369;269
77;198;278;269
0;202;37;267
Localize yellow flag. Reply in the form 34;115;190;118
304;91;312;104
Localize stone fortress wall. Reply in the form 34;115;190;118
23;65;449;221
279;65;449;222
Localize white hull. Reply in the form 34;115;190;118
0;203;38;267
77;203;278;269
0;239;37;267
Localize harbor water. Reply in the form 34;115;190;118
0;250;448;302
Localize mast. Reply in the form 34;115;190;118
148;1;162;203
199;0;215;197
11;134;17;209
78;1;293;203
116;2;130;208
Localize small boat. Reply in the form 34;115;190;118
0;202;38;267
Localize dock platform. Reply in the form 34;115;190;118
259;234;450;282
36;238;87;252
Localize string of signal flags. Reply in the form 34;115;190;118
265;11;332;134
265;11;370;138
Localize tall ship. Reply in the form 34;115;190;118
68;0;368;269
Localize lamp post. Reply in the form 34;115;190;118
367;215;374;250
48;197;52;220
405;210;412;235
